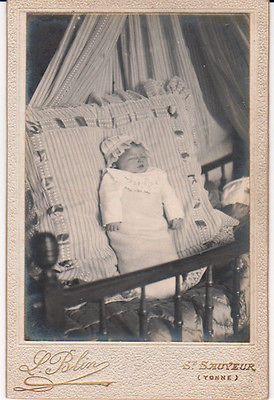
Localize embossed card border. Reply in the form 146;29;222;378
7;0;269;398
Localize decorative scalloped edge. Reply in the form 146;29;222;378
26;77;191;123
26;122;73;263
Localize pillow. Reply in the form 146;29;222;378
222;177;250;206
26;77;238;283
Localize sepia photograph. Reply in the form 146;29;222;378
6;0;269;398
25;13;250;343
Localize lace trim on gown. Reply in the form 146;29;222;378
105;167;163;194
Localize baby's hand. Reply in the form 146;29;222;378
170;218;184;230
106;222;121;231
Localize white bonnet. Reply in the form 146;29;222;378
100;134;149;167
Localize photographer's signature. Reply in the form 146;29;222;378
14;349;115;392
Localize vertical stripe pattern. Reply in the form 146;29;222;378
28;15;240;164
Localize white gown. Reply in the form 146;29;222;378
99;167;185;298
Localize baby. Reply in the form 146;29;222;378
99;134;184;298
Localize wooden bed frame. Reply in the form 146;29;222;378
30;153;249;342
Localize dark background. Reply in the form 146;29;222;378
26;15;71;102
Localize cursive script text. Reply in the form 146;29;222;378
14;350;115;392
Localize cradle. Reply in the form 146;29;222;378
28;154;249;342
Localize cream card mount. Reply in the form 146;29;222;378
7;0;269;399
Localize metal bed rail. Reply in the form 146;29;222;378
36;152;248;341
45;231;248;341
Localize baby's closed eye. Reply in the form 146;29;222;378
128;156;147;161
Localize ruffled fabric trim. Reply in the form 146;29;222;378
26;77;190;132
105;167;163;194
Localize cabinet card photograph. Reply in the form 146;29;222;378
7;0;269;399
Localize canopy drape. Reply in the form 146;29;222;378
114;15;236;163
29;14;249;164
181;15;249;142
30;15;127;108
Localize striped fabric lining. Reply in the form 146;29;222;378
26;79;238;283
29;16;235;165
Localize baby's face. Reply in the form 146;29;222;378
116;144;149;173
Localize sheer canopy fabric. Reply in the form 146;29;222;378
181;15;249;142
115;15;234;164
30;15;127;108
29;14;249;163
